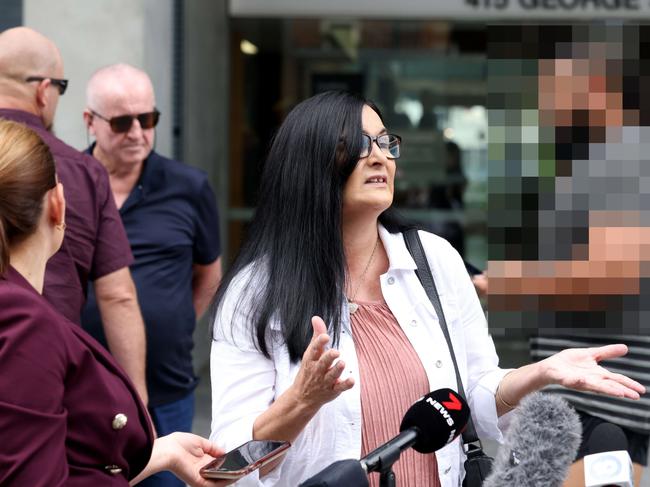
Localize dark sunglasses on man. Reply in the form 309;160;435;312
90;109;160;134
25;76;69;95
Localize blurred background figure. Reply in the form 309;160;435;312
377;76;412;129
429;140;467;256
418;88;438;130
487;24;650;486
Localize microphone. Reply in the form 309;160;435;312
482;392;582;487
361;388;470;473
298;459;369;487
299;388;470;487
583;422;633;487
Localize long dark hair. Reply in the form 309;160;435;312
213;91;405;362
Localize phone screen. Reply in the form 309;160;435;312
200;439;290;479
220;440;285;471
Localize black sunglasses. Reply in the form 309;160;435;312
90;109;160;134
25;76;69;95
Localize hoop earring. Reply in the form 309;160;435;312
55;222;66;231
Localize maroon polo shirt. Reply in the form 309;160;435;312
0;109;133;324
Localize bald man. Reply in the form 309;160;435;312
0;27;148;405
81;64;221;487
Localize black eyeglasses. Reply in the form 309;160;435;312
25;76;69;95
360;133;401;159
90;109;160;134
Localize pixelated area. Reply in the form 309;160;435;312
486;24;650;334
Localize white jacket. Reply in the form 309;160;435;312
210;226;511;487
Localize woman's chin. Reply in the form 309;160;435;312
344;202;392;221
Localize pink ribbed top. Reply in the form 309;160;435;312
350;300;440;487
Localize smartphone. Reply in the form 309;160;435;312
200;439;291;480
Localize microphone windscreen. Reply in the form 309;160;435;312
583;422;628;455
399;388;470;454
483;392;582;487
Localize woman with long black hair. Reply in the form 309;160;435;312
209;91;644;487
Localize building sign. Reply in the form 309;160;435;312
230;0;650;18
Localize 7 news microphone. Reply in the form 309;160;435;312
299;388;470;487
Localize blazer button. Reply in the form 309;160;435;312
112;413;128;430
105;465;123;475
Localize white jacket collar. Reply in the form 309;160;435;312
378;224;417;271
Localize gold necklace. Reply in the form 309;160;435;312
347;236;379;315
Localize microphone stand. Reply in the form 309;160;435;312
362;428;419;486
379;469;396;487
372;439;404;487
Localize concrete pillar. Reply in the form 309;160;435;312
182;0;230;373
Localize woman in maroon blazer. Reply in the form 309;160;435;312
0;119;229;486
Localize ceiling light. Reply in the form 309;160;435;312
240;39;258;55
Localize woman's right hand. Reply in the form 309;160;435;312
251;316;355;459
289;316;355;413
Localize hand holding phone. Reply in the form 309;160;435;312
200;440;291;480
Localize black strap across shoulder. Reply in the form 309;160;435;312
403;228;480;445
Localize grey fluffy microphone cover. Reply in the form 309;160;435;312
482;392;582;487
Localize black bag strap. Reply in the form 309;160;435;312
403;228;480;445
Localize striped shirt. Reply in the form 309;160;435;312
531;333;650;434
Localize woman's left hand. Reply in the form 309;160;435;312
540;344;645;399
154;432;233;487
